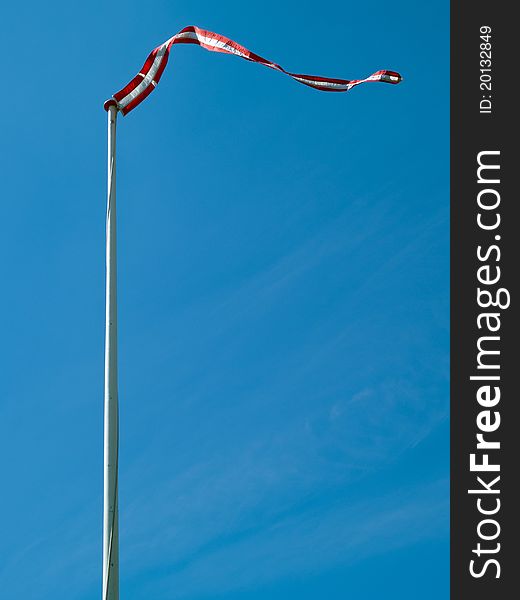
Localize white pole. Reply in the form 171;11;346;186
103;103;119;600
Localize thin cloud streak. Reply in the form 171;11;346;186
141;478;448;598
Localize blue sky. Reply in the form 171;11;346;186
0;1;448;598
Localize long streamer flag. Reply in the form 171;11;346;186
105;25;402;115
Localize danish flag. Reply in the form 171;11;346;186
105;26;402;115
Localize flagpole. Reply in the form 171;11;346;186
103;101;119;600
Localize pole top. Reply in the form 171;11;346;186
104;99;118;112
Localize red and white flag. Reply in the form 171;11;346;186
106;26;402;115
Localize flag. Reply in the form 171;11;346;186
105;26;402;115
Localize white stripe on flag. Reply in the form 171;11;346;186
118;44;169;109
174;31;250;58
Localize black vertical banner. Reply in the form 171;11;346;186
451;2;518;599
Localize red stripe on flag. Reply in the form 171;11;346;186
153;49;171;86
114;48;159;102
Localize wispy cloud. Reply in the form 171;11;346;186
138;478;448;598
0;184;448;600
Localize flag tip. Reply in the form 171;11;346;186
104;99;118;112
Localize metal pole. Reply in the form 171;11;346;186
103;103;119;600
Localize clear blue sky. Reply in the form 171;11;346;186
0;1;448;598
